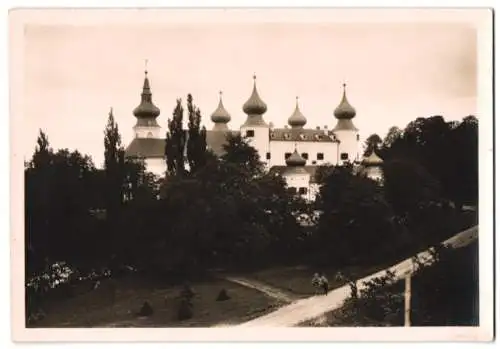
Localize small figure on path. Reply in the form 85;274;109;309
311;273;321;295
320;273;329;295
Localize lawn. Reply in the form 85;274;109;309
247;263;396;297
30;276;286;328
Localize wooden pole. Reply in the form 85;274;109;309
404;273;412;326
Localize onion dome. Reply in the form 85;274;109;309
362;149;384;166
133;70;161;119
286;147;307;167
288;96;307;128
334;83;356;119
243;75;268;115
211;91;231;130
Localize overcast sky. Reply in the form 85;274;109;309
22;17;477;167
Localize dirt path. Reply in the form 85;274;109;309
228;225;478;327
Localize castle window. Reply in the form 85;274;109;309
266;152;271;160
317;153;324;160
341;152;349;160
287;187;297;195
357;134;360;141
147;132;153;138
284;133;291;140
299;134;306;140
301;153;309;160
285;152;291;159
314;134;321;141
299;187;308;195
246;130;255;137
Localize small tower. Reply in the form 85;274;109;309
132;67;161;139
210;91;231;131
288;96;307;129
332;83;359;164
361;149;384;183
240;74;270;164
283;145;311;200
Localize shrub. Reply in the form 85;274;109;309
216;288;230;301
137;301;153;317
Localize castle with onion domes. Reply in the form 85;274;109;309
125;70;383;201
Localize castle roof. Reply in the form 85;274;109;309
362;150;384;166
133;70;161;119
210;91;231;127
270;128;339;143
288;97;307;128
242;75;268;127
334;83;356;120
206;130;240;156
286;148;307;167
125;138;165;159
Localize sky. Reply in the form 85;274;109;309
21;17;477;167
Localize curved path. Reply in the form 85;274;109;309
226;225;478;327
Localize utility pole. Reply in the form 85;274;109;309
404;272;412;326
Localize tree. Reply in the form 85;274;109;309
186;94;208;174
221;133;264;178
103;108;125;217
165;99;187;177
363;134;383;157
315;166;399;266
382;126;403;149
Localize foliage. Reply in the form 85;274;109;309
363;133;383;157
186;94;208;174
165;99;187;176
339;270;404;326
314;165;399;266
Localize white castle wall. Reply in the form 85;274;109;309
134;125;162;139
269;140;339;167
145;158;167;177
333;129;360;163
240;124;270;166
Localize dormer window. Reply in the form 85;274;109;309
246;130;255;137
314;134;320;141
147;132;153;138
299;134;306;140
284;133;291;140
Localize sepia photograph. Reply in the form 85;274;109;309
9;7;494;342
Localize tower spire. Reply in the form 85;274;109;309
133;64;160;119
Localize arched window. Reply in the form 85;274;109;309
147;132;153;138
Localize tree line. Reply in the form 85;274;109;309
25;94;478;305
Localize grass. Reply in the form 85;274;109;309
30;276;285;328
247;262;399;298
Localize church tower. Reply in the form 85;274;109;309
132;69;161;139
210;91;231;131
240;75;270;165
332;83;360;164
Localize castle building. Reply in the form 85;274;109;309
125;70;381;198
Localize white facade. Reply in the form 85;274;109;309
269;140;339;167
134;124;161;139
335;129;360;164
145;158;167;177
240;124;270;167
